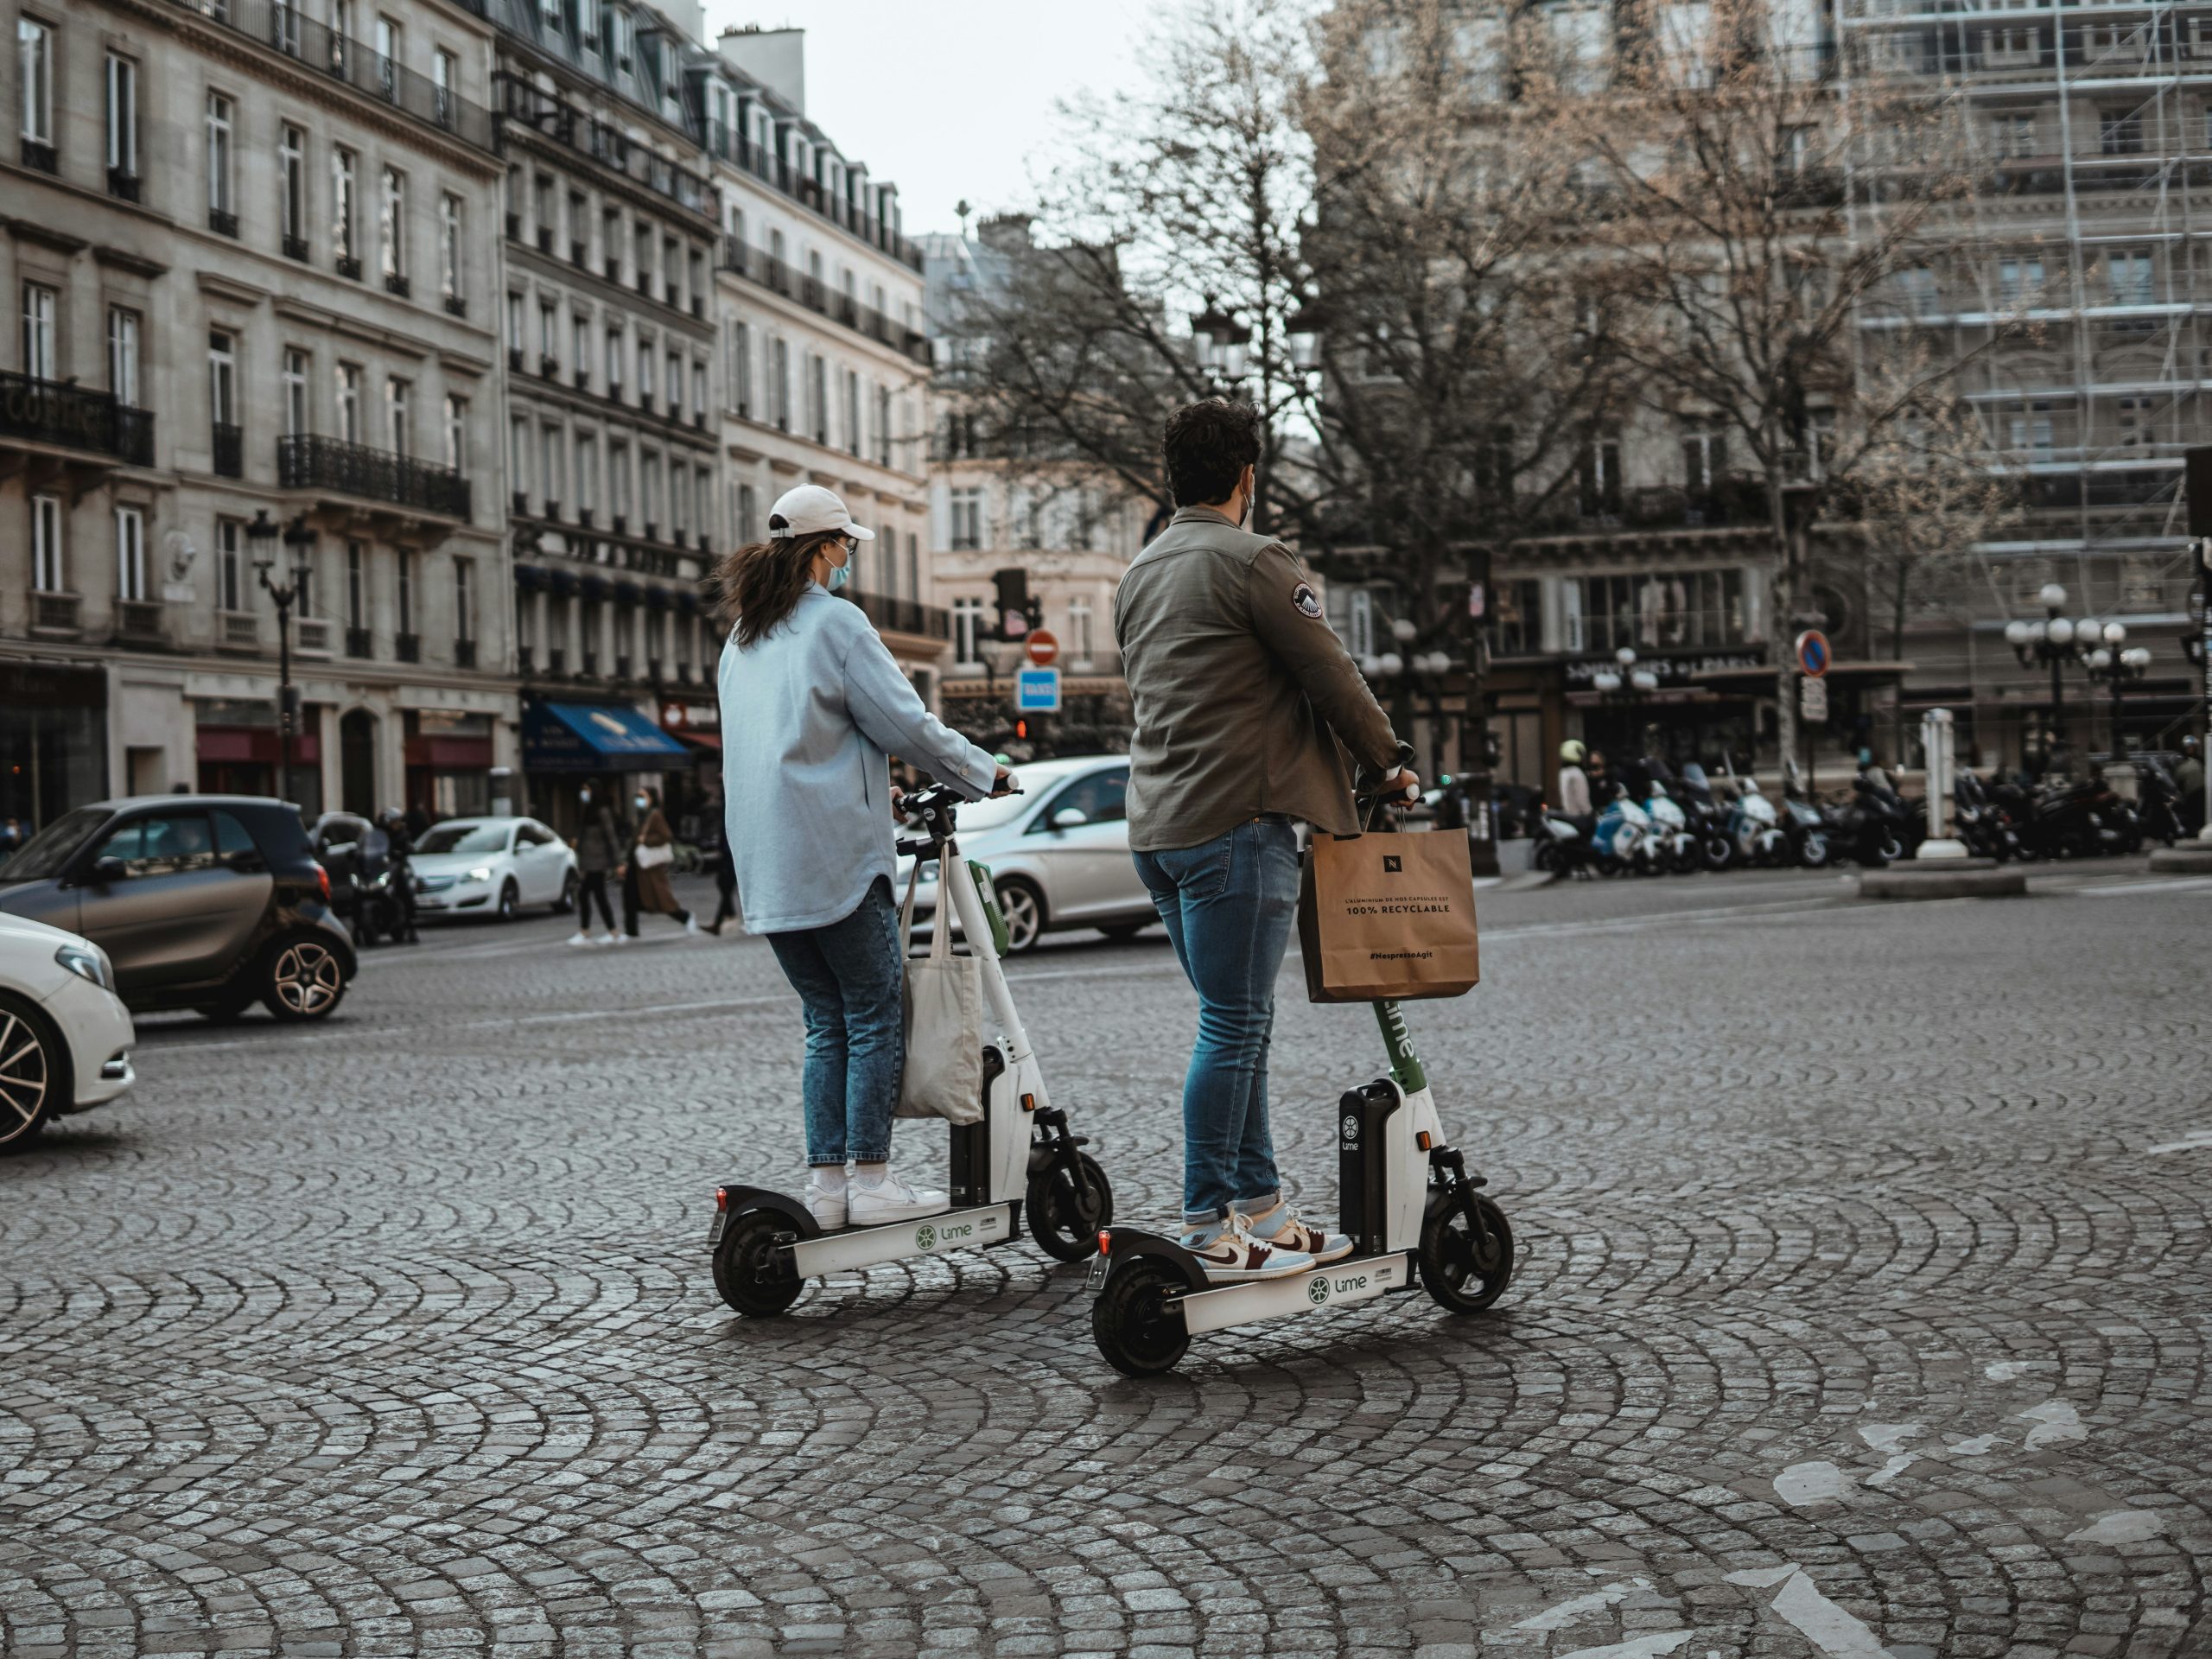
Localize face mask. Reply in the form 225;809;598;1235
826;553;852;592
634;796;650;812
580;789;592;804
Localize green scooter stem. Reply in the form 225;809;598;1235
1372;1000;1427;1095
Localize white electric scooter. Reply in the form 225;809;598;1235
708;783;1114;1318
1085;751;1514;1376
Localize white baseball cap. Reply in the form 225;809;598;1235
766;483;874;541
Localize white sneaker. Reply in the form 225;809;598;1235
848;1169;950;1226
566;931;590;947
607;932;627;945
1178;1214;1317;1282
804;1174;848;1231
1236;1200;1354;1265
683;916;700;935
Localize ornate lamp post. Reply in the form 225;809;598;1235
249;510;315;807
2083;632;2152;759
2003;582;2101;775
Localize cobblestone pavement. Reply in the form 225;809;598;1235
3;863;2209;1658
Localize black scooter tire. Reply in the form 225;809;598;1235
1092;1258;1190;1377
1418;1194;1515;1315
713;1210;803;1318
1027;1152;1114;1262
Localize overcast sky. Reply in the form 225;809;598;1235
702;2;1149;238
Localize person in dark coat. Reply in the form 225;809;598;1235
569;779;626;945
619;785;695;939
706;837;739;935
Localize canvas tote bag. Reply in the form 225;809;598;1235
1298;830;1481;1004
895;861;986;1123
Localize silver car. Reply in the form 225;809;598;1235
899;755;1154;952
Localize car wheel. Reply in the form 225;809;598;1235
0;992;60;1154
554;870;579;914
995;878;1045;953
262;937;349;1022
497;879;519;921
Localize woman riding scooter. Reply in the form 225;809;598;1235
717;484;1012;1232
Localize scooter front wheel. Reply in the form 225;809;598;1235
1418;1194;1515;1315
712;1210;803;1318
1027;1152;1115;1262
1092;1257;1190;1377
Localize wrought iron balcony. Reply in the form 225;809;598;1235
277;434;471;519
29;590;81;635
385;271;411;298
283;233;310;261
444;295;467;317
336;253;362;280
212;423;244;478
494;76;715;222
116;599;167;644
108;168;141;202
346;625;372;658
209;207;239;238
21;137;55;174
454;637;476;669
0;372;155;466
395;631;421;663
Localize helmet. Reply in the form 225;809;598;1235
1560;740;1587;765
1858;747;1875;766
376;807;404;830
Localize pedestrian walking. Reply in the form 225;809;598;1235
1556;740;1593;835
705;836;739;935
568;779;624;945
1115;397;1418;1281
2177;737;2205;836
620;785;694;938
717;482;1009;1230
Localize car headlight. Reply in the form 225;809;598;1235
464;865;494;882
54;942;114;993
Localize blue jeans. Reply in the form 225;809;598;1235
1133;817;1300;1224
766;875;904;1166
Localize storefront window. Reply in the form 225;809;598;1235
1567;569;1746;654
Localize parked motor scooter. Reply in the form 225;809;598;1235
1778;769;1834;869
1532;806;1599;878
1952;769;2022;861
1592;786;1657;877
1832;772;1910;868
1723;776;1787;868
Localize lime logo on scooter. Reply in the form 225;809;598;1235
1307;1274;1332;1306
914;1224;936;1252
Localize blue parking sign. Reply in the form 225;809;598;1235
1015;666;1061;712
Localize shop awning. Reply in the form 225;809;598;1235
523;701;690;772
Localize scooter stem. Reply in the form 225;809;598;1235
1372;1000;1427;1095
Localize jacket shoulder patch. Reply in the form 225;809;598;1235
1291;582;1325;620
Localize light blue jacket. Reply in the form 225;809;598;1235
719;584;997;933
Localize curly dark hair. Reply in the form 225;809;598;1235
1161;397;1261;509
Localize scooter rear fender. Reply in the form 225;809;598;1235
715;1185;823;1240
1095;1228;1209;1294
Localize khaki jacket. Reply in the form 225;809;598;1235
1115;506;1400;852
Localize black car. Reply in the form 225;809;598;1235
0;795;357;1021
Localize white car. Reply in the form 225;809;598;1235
899;755;1155;952
0;911;136;1153
410;817;580;921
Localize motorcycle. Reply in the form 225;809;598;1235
1952;769;2022;861
1724;779;1789;868
1592;788;1658;877
1779;772;1834;869
1532;807;1599;878
1673;763;1738;872
1639;780;1701;874
2128;754;2186;848
1992;773;2137;859
1832;773;1910;868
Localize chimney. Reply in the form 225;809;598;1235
977;213;1033;253
720;25;804;114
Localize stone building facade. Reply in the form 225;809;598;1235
705;28;946;711
1;0;514;827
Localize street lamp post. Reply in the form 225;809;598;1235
2003;582;2102;777
2083;632;2152;760
249;510;315;809
2190;538;2212;841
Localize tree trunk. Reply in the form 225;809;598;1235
1768;474;1799;785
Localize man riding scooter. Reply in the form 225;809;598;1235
1116;397;1420;1282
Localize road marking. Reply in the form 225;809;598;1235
1727;1565;1895;1657
2075;876;2212;897
2065;1510;2164;1545
1775;1460;1852;1506
1554;1636;1692;1659
2147;1128;2212;1154
2017;1401;2086;1448
1506;1578;1651;1632
1984;1360;2050;1382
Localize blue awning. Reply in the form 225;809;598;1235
523;700;691;772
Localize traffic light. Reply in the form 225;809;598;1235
1014;719;1029;741
993;568;1032;639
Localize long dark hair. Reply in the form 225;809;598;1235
714;528;846;647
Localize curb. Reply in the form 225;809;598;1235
2146;846;2212;874
1856;859;2027;900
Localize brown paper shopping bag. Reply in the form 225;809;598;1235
1298;830;1480;1003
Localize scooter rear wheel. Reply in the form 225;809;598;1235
1027;1152;1115;1262
1418;1194;1515;1315
1092;1257;1190;1377
712;1210;803;1318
